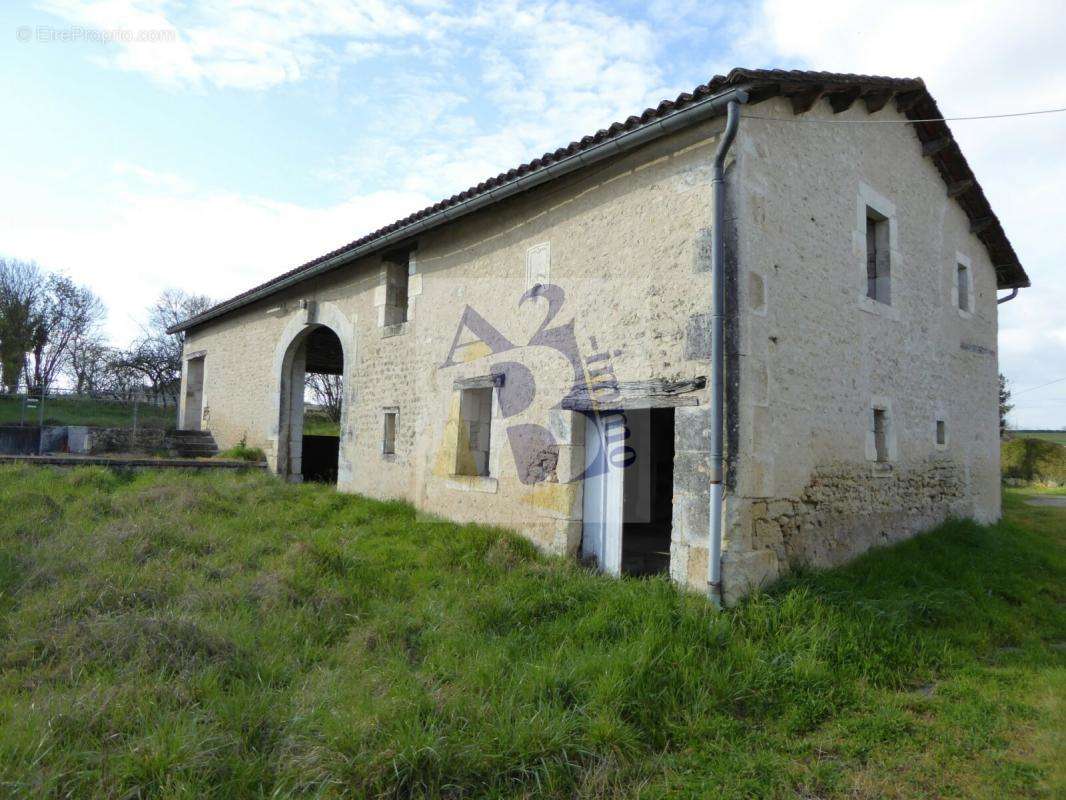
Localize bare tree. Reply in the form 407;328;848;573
306;372;343;423
66;335;112;394
0;260;106;394
123;289;212;407
25;274;106;392
98;348;145;402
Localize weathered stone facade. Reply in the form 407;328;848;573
177;89;1009;602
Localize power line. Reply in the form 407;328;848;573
741;106;1066;124
1013;375;1066;396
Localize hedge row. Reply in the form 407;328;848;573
1001;437;1066;484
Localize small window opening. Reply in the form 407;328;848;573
873;408;889;462
458;387;493;477
866;208;891;304
956;263;970;312
383;410;397;455
381;256;410;326
936;419;946;446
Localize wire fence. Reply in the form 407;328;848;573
0;389;175;432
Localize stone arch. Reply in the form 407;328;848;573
269;302;356;484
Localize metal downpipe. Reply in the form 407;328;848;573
708;98;743;605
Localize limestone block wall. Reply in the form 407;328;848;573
722;96;1002;599
180;115;728;559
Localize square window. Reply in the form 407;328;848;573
865;208;891;304
382;410;397;455
458;387;493;477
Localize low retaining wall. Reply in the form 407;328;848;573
0;426;41;455
0;425;169;457
0;454;263;470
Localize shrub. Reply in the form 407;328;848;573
1001;436;1066;484
217;444;266;462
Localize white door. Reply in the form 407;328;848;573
582;411;624;575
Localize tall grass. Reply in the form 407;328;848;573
0;466;1061;798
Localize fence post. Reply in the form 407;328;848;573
37;387;45;455
131;396;139;452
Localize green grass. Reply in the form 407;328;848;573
0;394;173;430
215;443;267;463
303;409;340;436
1014;430;1066;446
0;468;1062;799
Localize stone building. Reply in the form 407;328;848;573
170;69;1029;604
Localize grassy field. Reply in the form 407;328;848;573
0;394;173;430
0;468;1062;799
1014;430;1066;446
303;409;341;437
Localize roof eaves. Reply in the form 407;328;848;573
170;68;1028;333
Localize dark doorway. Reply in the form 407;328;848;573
621;407;675;577
294;325;344;484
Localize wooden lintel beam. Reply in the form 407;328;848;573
922;136;953;157
946;179;974;198
786;85;824;114
828;86;862;113
970;216;996;234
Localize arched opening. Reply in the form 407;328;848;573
278;324;345;484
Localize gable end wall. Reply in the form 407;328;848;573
723;96;1001;600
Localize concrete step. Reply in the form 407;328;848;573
165;430;219;458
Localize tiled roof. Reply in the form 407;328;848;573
171;68;1028;332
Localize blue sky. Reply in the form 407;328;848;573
0;1;1063;427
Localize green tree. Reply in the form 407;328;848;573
0;258;44;392
999;373;1013;438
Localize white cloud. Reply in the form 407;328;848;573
0;163;429;343
37;0;430;90
19;0;1066;427
752;0;1066;428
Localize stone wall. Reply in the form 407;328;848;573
87;427;167;454
180;115;728;558
178;95;1005;603
716;95;1002;601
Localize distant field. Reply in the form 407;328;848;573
303;409;340;436
1014;430;1066;445
0;395;172;429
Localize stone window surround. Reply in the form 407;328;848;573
934;408;950;451
855;182;901;321
952;251;974;319
447;373;504;494
865;395;898;471
525;241;551;290
381;406;399;460
374;252;423;338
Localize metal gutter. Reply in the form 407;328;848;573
169;85;752;333
707;97;744;607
